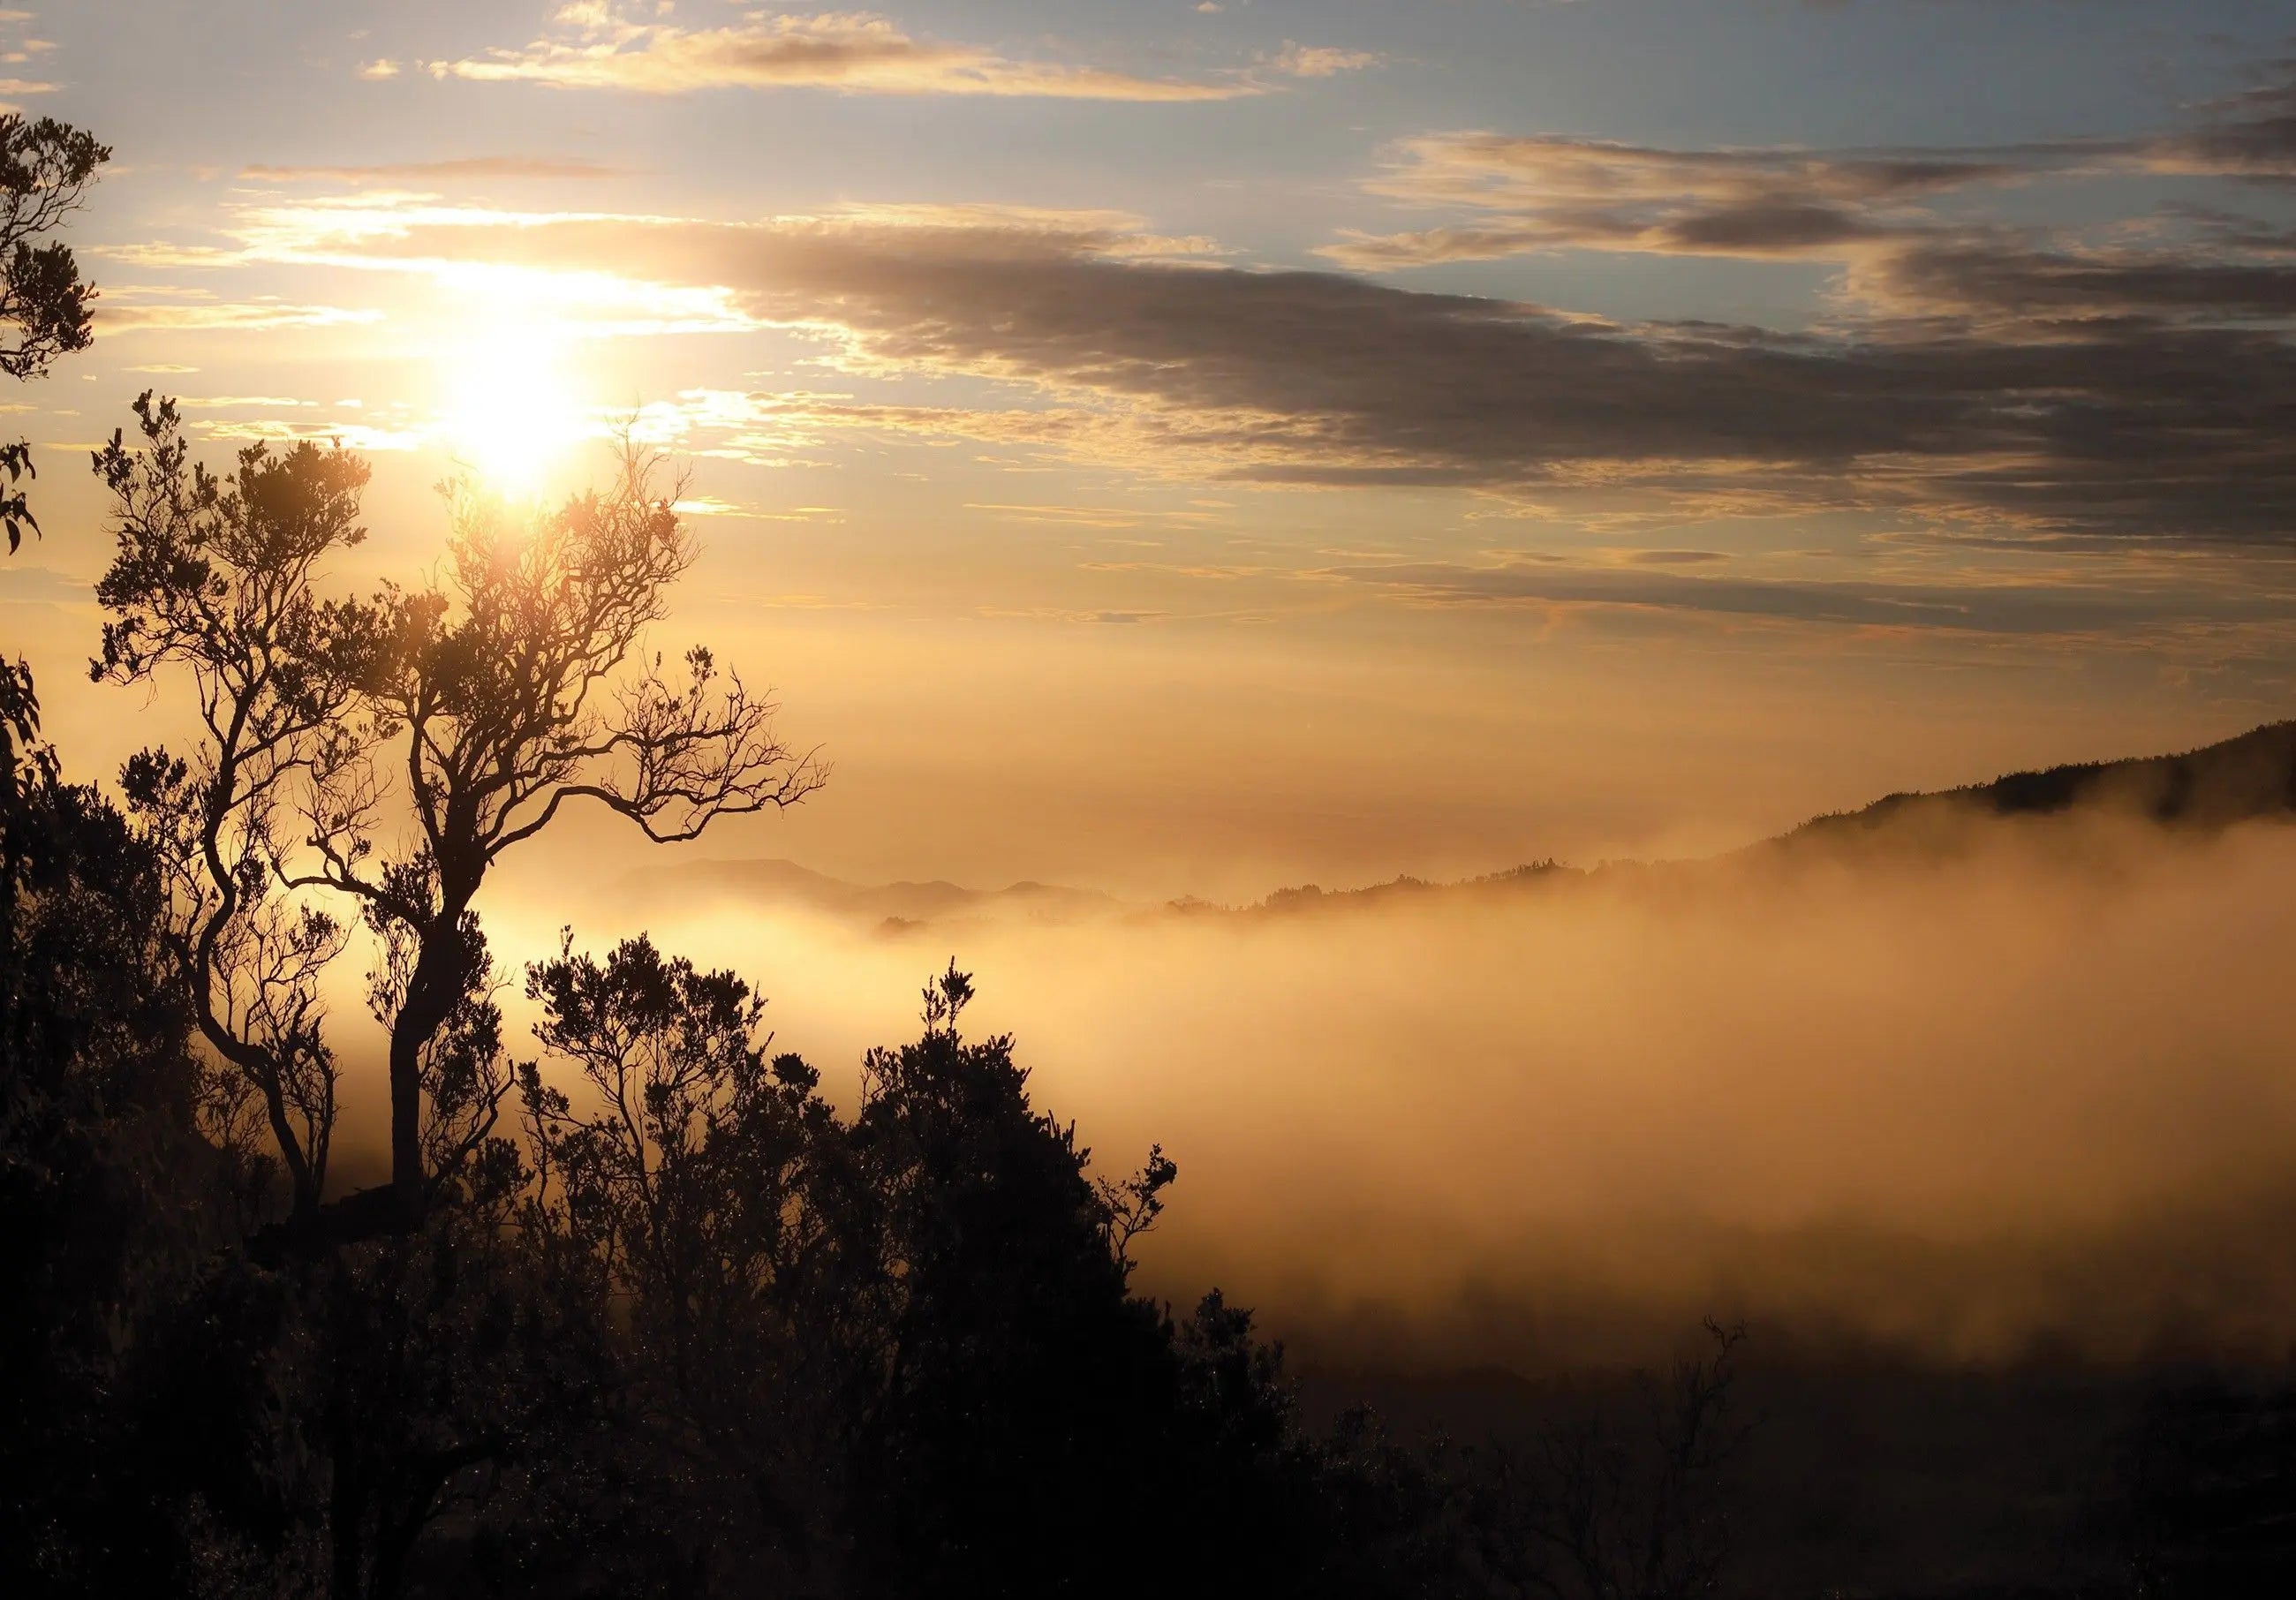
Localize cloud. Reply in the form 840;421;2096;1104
189;417;426;451
93;295;385;334
1261;42;1381;79
436;8;1258;101
2144;60;2296;180
173;395;320;409
1616;548;1732;565
1323;130;2026;267
1327;558;2292;637
231;200;2296;545
0;564;92;604
242;157;618;184
1363;132;2016;214
1322;64;2296;282
1857;234;2296;322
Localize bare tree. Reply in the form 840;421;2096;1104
1476;1321;1750;1600
93;395;378;1219
299;446;827;1219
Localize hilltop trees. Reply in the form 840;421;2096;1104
497;945;1431;1600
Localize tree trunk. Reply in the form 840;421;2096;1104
387;878;482;1221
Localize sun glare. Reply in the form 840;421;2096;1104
436;314;589;497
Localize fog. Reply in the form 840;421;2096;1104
342;810;2296;1373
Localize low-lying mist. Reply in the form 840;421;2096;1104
353;811;2296;1373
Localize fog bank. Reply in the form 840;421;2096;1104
424;813;2296;1370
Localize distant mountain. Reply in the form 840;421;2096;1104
627;723;2296;932
620;856;1122;932
1182;860;1586;919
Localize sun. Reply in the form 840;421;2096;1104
436;313;589;497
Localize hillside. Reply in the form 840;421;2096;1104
1779;721;2296;845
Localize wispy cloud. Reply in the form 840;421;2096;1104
1260;42;1381;79
190;416;426;451
242;156;618;184
1301;64;2296;437
1321;132;2025;269
1325;558;2296;638
94;291;385;334
1324;62;2296;292
435;8;1259;101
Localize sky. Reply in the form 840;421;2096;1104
10;0;2296;900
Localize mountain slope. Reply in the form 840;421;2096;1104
1779;721;2296;846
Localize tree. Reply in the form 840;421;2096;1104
0;114;107;554
1;110;107;971
0;639;231;1596
511;951;1337;1598
87;411;825;1228
299;450;826;1220
93;395;379;1222
834;964;1197;1596
516;932;862;1589
1468;1321;1751;1600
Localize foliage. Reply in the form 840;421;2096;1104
83;411;826;1225
0;113;109;552
0;709;228;1593
94;393;380;1218
291;447;827;1213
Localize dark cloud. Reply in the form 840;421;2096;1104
1662;200;1882;252
2150;60;2296;179
1867;236;2296;321
1327;559;2292;635
332;209;2296;544
1326;62;2296;292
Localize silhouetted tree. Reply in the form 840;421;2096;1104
0;113;107;554
92;395;379;1221
296;452;826;1221
0;109;107;962
0;666;228;1594
496;947;1437;1599
2108;1368;2296;1597
84;412;826;1230
1468;1321;1749;1600
511;932;863;1589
